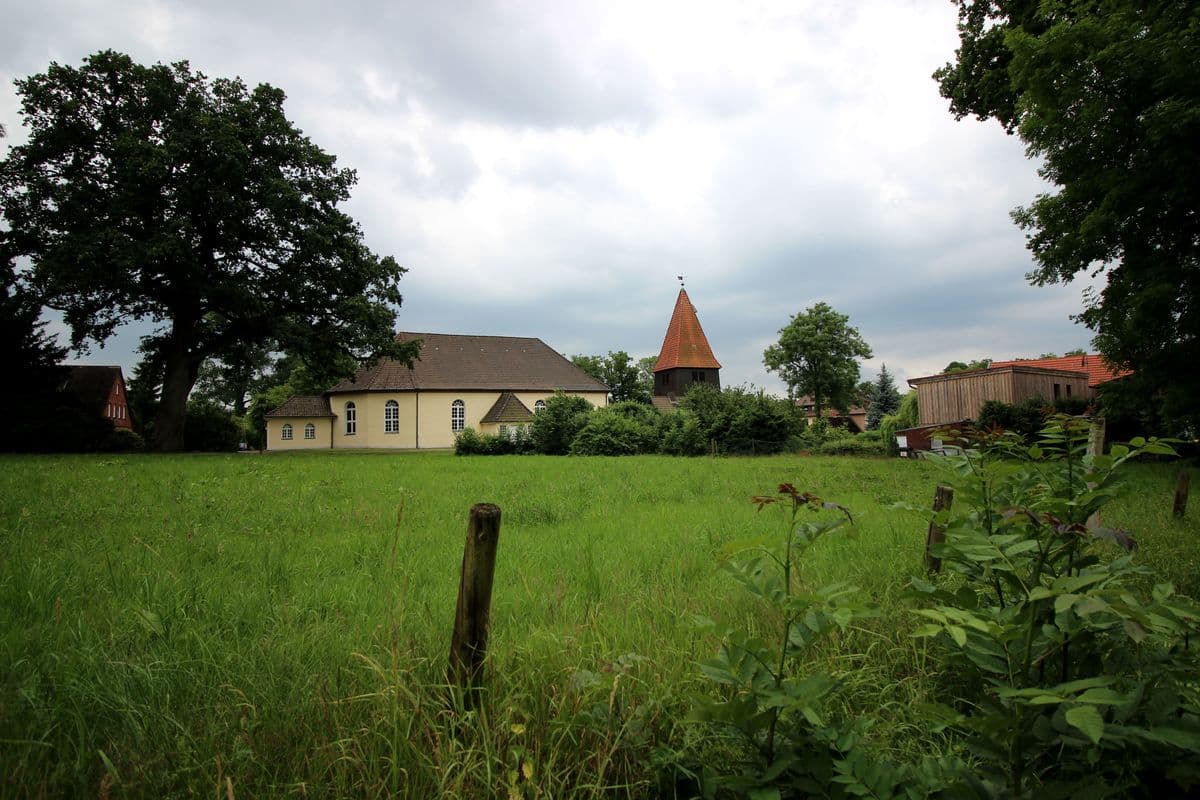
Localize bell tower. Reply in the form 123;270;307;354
651;282;721;398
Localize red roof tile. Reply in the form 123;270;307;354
652;289;721;372
988;354;1130;388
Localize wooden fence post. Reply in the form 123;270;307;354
925;485;954;573
449;503;502;705
1086;417;1106;529
1174;472;1191;518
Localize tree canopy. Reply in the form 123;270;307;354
0;51;415;450
571;350;651;404
935;1;1200;432
866;364;901;431
763;302;873;421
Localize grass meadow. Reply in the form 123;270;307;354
0;452;1195;798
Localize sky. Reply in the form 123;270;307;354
1;0;1099;394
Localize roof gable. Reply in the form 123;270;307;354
326;332;610;393
653;289;721;372
480;392;535;423
266;395;334;418
64;366;125;414
987;354;1129;387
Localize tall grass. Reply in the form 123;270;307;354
0;453;1191;797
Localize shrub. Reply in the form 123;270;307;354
659;408;707;456
184;400;241;451
531;393;593;455
454;426;534;455
813;438;886;457
570;410;650;456
879;390;919;455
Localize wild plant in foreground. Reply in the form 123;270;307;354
912;417;1200;797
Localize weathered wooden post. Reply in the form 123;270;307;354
1086;417;1106;529
449;503;502;705
925;485;954;573
1174;472;1191;518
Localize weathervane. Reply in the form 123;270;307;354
677;274;685;288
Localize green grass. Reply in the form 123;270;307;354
0;452;1194;798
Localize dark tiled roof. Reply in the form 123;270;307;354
64;366;123;414
988;354;1130;388
651;396;679;412
326;333;610;393
653;289;721;372
480;392;535;423
266;395;333;417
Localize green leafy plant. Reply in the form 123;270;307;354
911;417;1200;797
690;484;871;796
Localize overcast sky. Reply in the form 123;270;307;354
1;0;1098;394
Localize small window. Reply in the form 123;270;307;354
499;424;508;437
534;400;546;413
692;370;705;382
345;402;357;435
304;423;315;440
385;400;399;434
281;423;293;441
1066;384;1072;398
1053;383;1061;400
451;399;465;432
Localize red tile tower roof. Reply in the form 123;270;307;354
653;289;721;372
987;354;1130;388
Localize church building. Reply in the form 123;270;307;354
651;288;721;408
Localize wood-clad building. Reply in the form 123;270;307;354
907;366;1089;427
652;288;721;400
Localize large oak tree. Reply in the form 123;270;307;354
763;302;873;422
0;51;415;451
935;1;1200;432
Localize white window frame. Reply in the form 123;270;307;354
304;423;315;440
451;399;465;432
384;400;399;434
281;423;293;441
534;400;546;413
345;402;357;435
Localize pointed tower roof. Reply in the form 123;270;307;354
653;289;721;372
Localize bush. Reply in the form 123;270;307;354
454;426;534;456
531;394;594;455
879;390;919;455
101;428;146;452
184;400;241;451
659;409;707;456
570;410;653;456
813;438;887;456
681;384;797;455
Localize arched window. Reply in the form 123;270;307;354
304;423;315;440
281;423;293;441
345;402;357;435
451;399;465;432
384;400;399;433
534;399;546;413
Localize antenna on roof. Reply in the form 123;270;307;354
677;274;685;288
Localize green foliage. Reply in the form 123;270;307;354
910;418;1200;796
691;485;870;796
976;396;1091;439
943;359;991;374
879;391;919;456
935;1;1200;434
814;438;887;457
182;400;241;452
763;303;873;422
866;364;901;431
679;384;797;456
453;426;535;456
0;51;414;450
530;393;594;455
572;352;651;404
658;409;707;456
570;410;654;456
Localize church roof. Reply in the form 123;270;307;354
480;391;535;423
325;332;609;393
652;289;721;372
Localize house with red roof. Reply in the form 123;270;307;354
650;288;721;410
264;332;609;450
987;354;1129;398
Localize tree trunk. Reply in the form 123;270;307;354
152;340;203;452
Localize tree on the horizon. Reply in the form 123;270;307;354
571;351;651;404
935;0;1200;432
0;51;416;451
763;302;872;422
866;364;901;430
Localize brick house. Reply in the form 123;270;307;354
65;366;133;430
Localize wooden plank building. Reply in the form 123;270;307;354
908;366;1089;427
